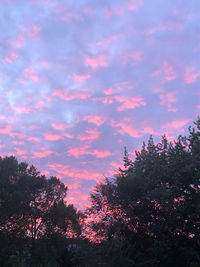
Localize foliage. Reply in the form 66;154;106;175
1;119;200;266
0;156;82;266
88;119;200;267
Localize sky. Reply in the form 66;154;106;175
0;0;199;209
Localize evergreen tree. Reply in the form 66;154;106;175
88;119;200;267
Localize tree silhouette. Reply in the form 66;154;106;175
88;119;200;267
0;156;82;266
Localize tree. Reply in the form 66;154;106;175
88;119;200;267
0;156;82;266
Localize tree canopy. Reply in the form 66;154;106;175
0;119;200;266
0;156;82;266
87;119;200;267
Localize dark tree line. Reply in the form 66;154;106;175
0;156;82;266
0;119;200;266
86;119;200;267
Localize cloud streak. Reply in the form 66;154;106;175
0;0;199;209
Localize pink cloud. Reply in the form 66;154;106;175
68;191;89;207
78;129;100;141
44;132;64;141
92;150;112;158
153;61;177;81
127;0;143;10
104;88;114;95
52;88;91;101
184;67;200;84
51;122;68;130
24;67;38;82
63;133;74;138
67;145;90;158
142;126;159;135
96;34;122;50
4;50;18;64
16;34;26;47
85;55;108;69
41;169;50;176
11;131;26;139
83;115;105;126
0;124;12;135
159;91;177;112
163;61;177;80
99;82;133;96
13;106;33;114
40;61;51;68
27;137;40;143
162;119;191;130
14;147;27;156
110;161;123;170
9;51;18;59
50;123;73;138
44;131;73;141
4;57;13;64
111;120;140;138
68;145;112;158
33;150;54;158
114;96;146;111
93;95;146;110
67;182;81;191
105;1;142;19
28;25;41;38
48;163;101;181
68;193;90;208
72;73;91;82
104;1;142;18
14;24;41;50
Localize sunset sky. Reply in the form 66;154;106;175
0;0;199;209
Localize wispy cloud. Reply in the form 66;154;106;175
0;0;198;209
